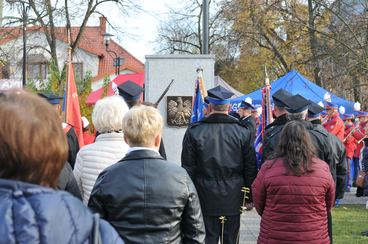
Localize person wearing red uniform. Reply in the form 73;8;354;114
343;114;357;191
324;102;344;141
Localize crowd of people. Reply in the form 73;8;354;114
0;80;367;244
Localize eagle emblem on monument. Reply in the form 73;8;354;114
167;96;192;126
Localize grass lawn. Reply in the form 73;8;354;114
333;204;368;244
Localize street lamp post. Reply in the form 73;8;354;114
103;33;124;75
22;1;30;87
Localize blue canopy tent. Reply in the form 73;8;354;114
230;70;355;114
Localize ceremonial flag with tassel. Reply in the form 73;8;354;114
191;68;207;123
254;66;273;168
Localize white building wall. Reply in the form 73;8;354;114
0;31;99;80
145;54;215;164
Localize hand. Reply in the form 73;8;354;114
244;202;254;211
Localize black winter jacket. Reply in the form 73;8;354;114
88;149;205;244
311;120;347;199
240;115;257;144
182;113;257;216
261;114;289;163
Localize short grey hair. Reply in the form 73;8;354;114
92;95;129;133
287;109;308;121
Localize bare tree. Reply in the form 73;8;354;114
155;0;239;70
2;0;140;84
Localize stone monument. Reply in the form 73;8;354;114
145;54;215;164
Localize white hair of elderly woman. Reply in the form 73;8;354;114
92;95;129;133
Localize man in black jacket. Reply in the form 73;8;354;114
307;101;347;203
261;89;292;164
182;85;257;244
89;105;205;243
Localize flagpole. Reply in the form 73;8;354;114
65;27;72;123
264;66;273;125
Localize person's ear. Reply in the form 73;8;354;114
154;133;161;148
124;134;129;145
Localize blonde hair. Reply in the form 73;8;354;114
92;95;129;133
123;105;163;147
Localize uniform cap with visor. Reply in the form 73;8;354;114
117;81;143;101
206;85;234;105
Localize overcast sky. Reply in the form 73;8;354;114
94;0;183;63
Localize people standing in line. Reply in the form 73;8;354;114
323;102;344;141
117;80;167;159
0;90;123;244
307;101;347;205
89;105;205;243
182;85;257;244
261;89;292;164
237;101;257;143
73;96;130;204
252;121;335;244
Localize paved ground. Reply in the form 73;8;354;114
238;187;368;243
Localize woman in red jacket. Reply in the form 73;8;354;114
252;121;335;244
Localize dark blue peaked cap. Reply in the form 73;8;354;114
308;101;324;118
38;93;63;105
239;101;254;110
272;89;292;107
117;80;143;101
207;85;234;105
285;94;311;113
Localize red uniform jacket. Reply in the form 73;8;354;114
252;157;335;244
344;124;357;159
353;121;367;158
323;113;344;141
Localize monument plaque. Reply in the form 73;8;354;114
167;96;192;127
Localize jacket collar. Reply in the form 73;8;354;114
122;149;164;161
310;119;322;125
201;113;239;124
95;132;124;142
0;178;52;193
265;113;288;129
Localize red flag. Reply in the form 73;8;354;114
66;62;84;147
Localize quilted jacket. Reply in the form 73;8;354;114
0;178;123;244
252;157;335;244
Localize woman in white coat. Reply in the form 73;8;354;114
74;95;130;204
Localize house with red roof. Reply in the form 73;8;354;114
0;17;144;90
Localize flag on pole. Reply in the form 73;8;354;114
254;67;273;168
65;61;84;147
191;68;207;123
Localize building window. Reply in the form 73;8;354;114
73;63;83;81
27;63;47;80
